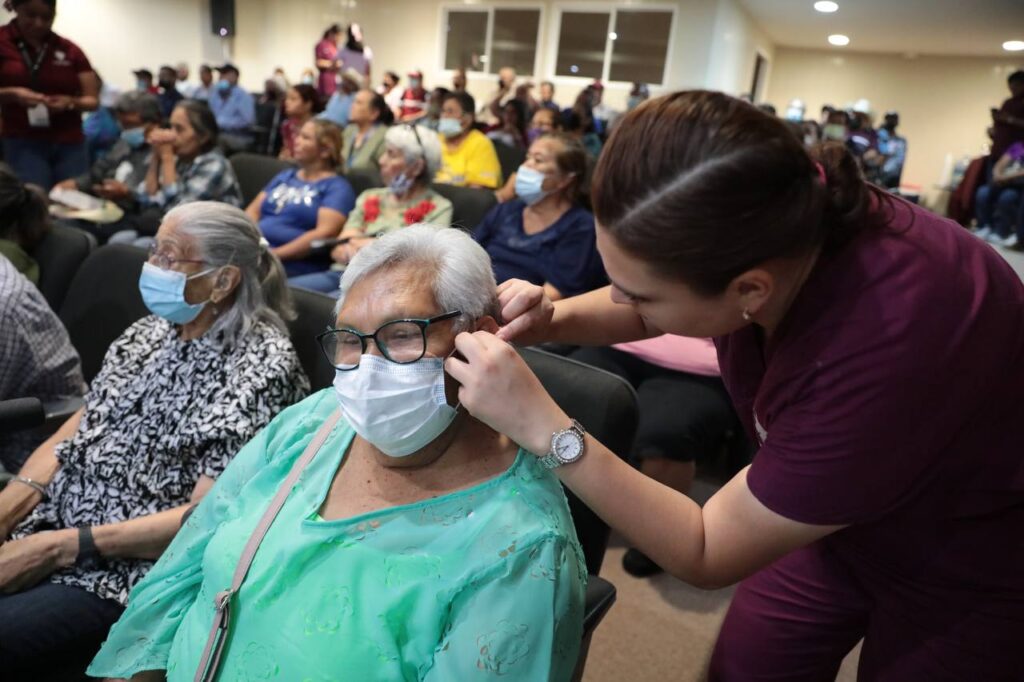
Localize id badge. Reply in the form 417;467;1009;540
27;103;50;128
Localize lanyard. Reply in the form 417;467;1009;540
15;36;50;90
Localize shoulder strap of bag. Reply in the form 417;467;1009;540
193;410;342;682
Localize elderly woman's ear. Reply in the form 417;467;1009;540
210;265;243;304
474;316;500;334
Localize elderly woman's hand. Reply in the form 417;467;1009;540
148;129;177;158
0;529;77;594
446;331;569;456
494;279;555;345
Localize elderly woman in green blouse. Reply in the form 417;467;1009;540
89;224;586;682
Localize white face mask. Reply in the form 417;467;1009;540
333;354;458;457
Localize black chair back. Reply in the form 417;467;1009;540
344;168;383;197
229;152;294;206
492;141;525;184
430;183;497;232
58;244;149;382
32;223;96;311
287;287;337;392
519;347;638;574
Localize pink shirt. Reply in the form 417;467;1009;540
614;335;720;377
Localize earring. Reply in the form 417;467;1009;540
211;302;219;317
742;309;751;322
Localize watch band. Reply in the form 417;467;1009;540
76;526;102;569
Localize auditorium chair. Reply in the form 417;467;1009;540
492;139;527;183
31;222;97;311
229;152;293;205
430;182;497;231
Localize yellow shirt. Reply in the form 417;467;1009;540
435;129;502;189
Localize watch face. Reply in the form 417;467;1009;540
552;431;583;463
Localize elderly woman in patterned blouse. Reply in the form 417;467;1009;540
0;202;309;680
89;224;585;682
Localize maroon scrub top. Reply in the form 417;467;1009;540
717;197;1024;626
0;21;91;144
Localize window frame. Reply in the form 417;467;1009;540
438;3;546;78
549;3;677;87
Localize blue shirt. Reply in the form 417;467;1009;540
474;199;607;297
258;168;356;276
207;85;255;132
318;91;354;128
876;127;908;178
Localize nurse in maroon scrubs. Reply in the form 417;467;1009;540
446;91;1024;680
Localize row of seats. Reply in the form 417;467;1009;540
9;238;637;681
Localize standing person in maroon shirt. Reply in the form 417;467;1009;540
446;90;1024;680
314;23;342;103
0;0;97;189
990;69;1024;161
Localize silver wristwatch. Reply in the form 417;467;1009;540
539;419;586;469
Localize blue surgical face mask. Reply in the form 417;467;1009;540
389;172;414;197
121;126;146;149
216;79;232;93
526;127;544;145
138;262;216;325
626;96;643;111
136;79;148;92
515;164;551;205
438;117;463;138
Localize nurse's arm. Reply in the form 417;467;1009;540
555;448;844;589
497;281;659;346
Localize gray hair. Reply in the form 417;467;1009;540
384;125;442;183
167;202;295;345
114;91;162;124
336;224;497;330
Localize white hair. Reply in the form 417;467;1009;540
336;224;497;329
168;202;295;345
384;125;442;182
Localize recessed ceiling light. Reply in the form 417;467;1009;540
609;31;618;40
1004;40;1024;52
814;1;839;13
828;34;850;47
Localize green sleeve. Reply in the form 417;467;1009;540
426;197;454;227
86;403;296;678
423;534;586;682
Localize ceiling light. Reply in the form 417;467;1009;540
828;34;850;47
1004;40;1024;52
609;32;618;40
814;1;838;13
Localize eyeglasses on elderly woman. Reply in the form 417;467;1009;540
317;310;461;370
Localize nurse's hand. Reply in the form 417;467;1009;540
495;279;554;345
446;331;569;456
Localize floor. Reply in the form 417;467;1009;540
581;239;1023;682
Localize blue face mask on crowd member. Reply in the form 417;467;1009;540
626;96;643;111
526;127;544;145
389;172;414;197
216;79;232;93
515;165;551;206
438;117;463;138
138;262;217;325
136;79;148;92
121;126;147;149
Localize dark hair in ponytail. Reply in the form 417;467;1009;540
0;163;50;250
592;90;895;296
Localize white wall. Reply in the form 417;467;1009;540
766;47;1023;208
705;0;775;98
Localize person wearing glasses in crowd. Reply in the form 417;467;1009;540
89;225;585;682
290;125;452;296
0;202;307;679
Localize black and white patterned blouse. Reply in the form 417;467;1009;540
12;315;309;605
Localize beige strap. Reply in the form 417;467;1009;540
194;410;341;682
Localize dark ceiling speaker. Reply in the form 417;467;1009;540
210;0;236;38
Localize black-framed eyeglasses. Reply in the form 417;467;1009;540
317;310;462;371
147;243;208;271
